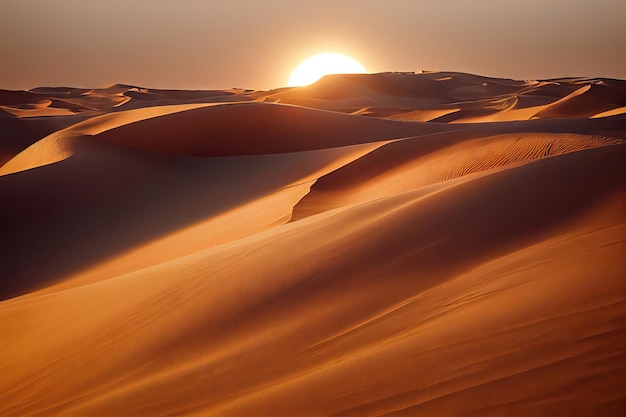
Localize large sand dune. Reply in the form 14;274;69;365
1;72;624;416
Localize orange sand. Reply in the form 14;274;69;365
1;72;625;416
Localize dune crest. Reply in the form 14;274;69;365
1;71;624;416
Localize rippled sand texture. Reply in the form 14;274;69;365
1;72;625;416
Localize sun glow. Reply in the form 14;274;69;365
288;53;367;87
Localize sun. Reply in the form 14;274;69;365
288;53;367;87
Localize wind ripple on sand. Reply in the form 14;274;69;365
291;132;623;221
1;72;625;417
430;133;624;182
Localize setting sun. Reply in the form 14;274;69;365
288;53;367;87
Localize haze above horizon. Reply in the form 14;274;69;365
1;0;624;90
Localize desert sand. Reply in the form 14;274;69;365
1;71;625;416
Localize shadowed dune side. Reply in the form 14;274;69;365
275;72;527;102
0;102;219;175
93;102;452;157
0;137;387;299
1;72;625;416
263;72;626;123
533;83;626;119
3;98;625;177
291;132;624;221
1;102;624;298
1;72;623;170
0;85;245;168
0;142;623;417
461;115;626;140
33;141;389;295
436;96;522;123
0;114;93;167
49;94;130;112
0;100;447;177
263;72;529;114
74;102;626;162
0;99;75;118
28;86;93;96
0;89;53;106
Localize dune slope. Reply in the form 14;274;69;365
0;72;624;417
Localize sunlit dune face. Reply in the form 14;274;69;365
288;53;367;87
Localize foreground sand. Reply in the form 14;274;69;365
1;72;625;416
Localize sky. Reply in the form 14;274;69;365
1;0;625;90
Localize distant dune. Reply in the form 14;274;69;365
1;72;625;416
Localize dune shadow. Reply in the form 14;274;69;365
0;140;315;299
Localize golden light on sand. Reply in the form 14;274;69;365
2;71;626;417
288;53;367;87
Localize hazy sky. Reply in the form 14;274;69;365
2;0;625;90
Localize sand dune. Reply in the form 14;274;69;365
266;72;626;123
1;72;624;416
